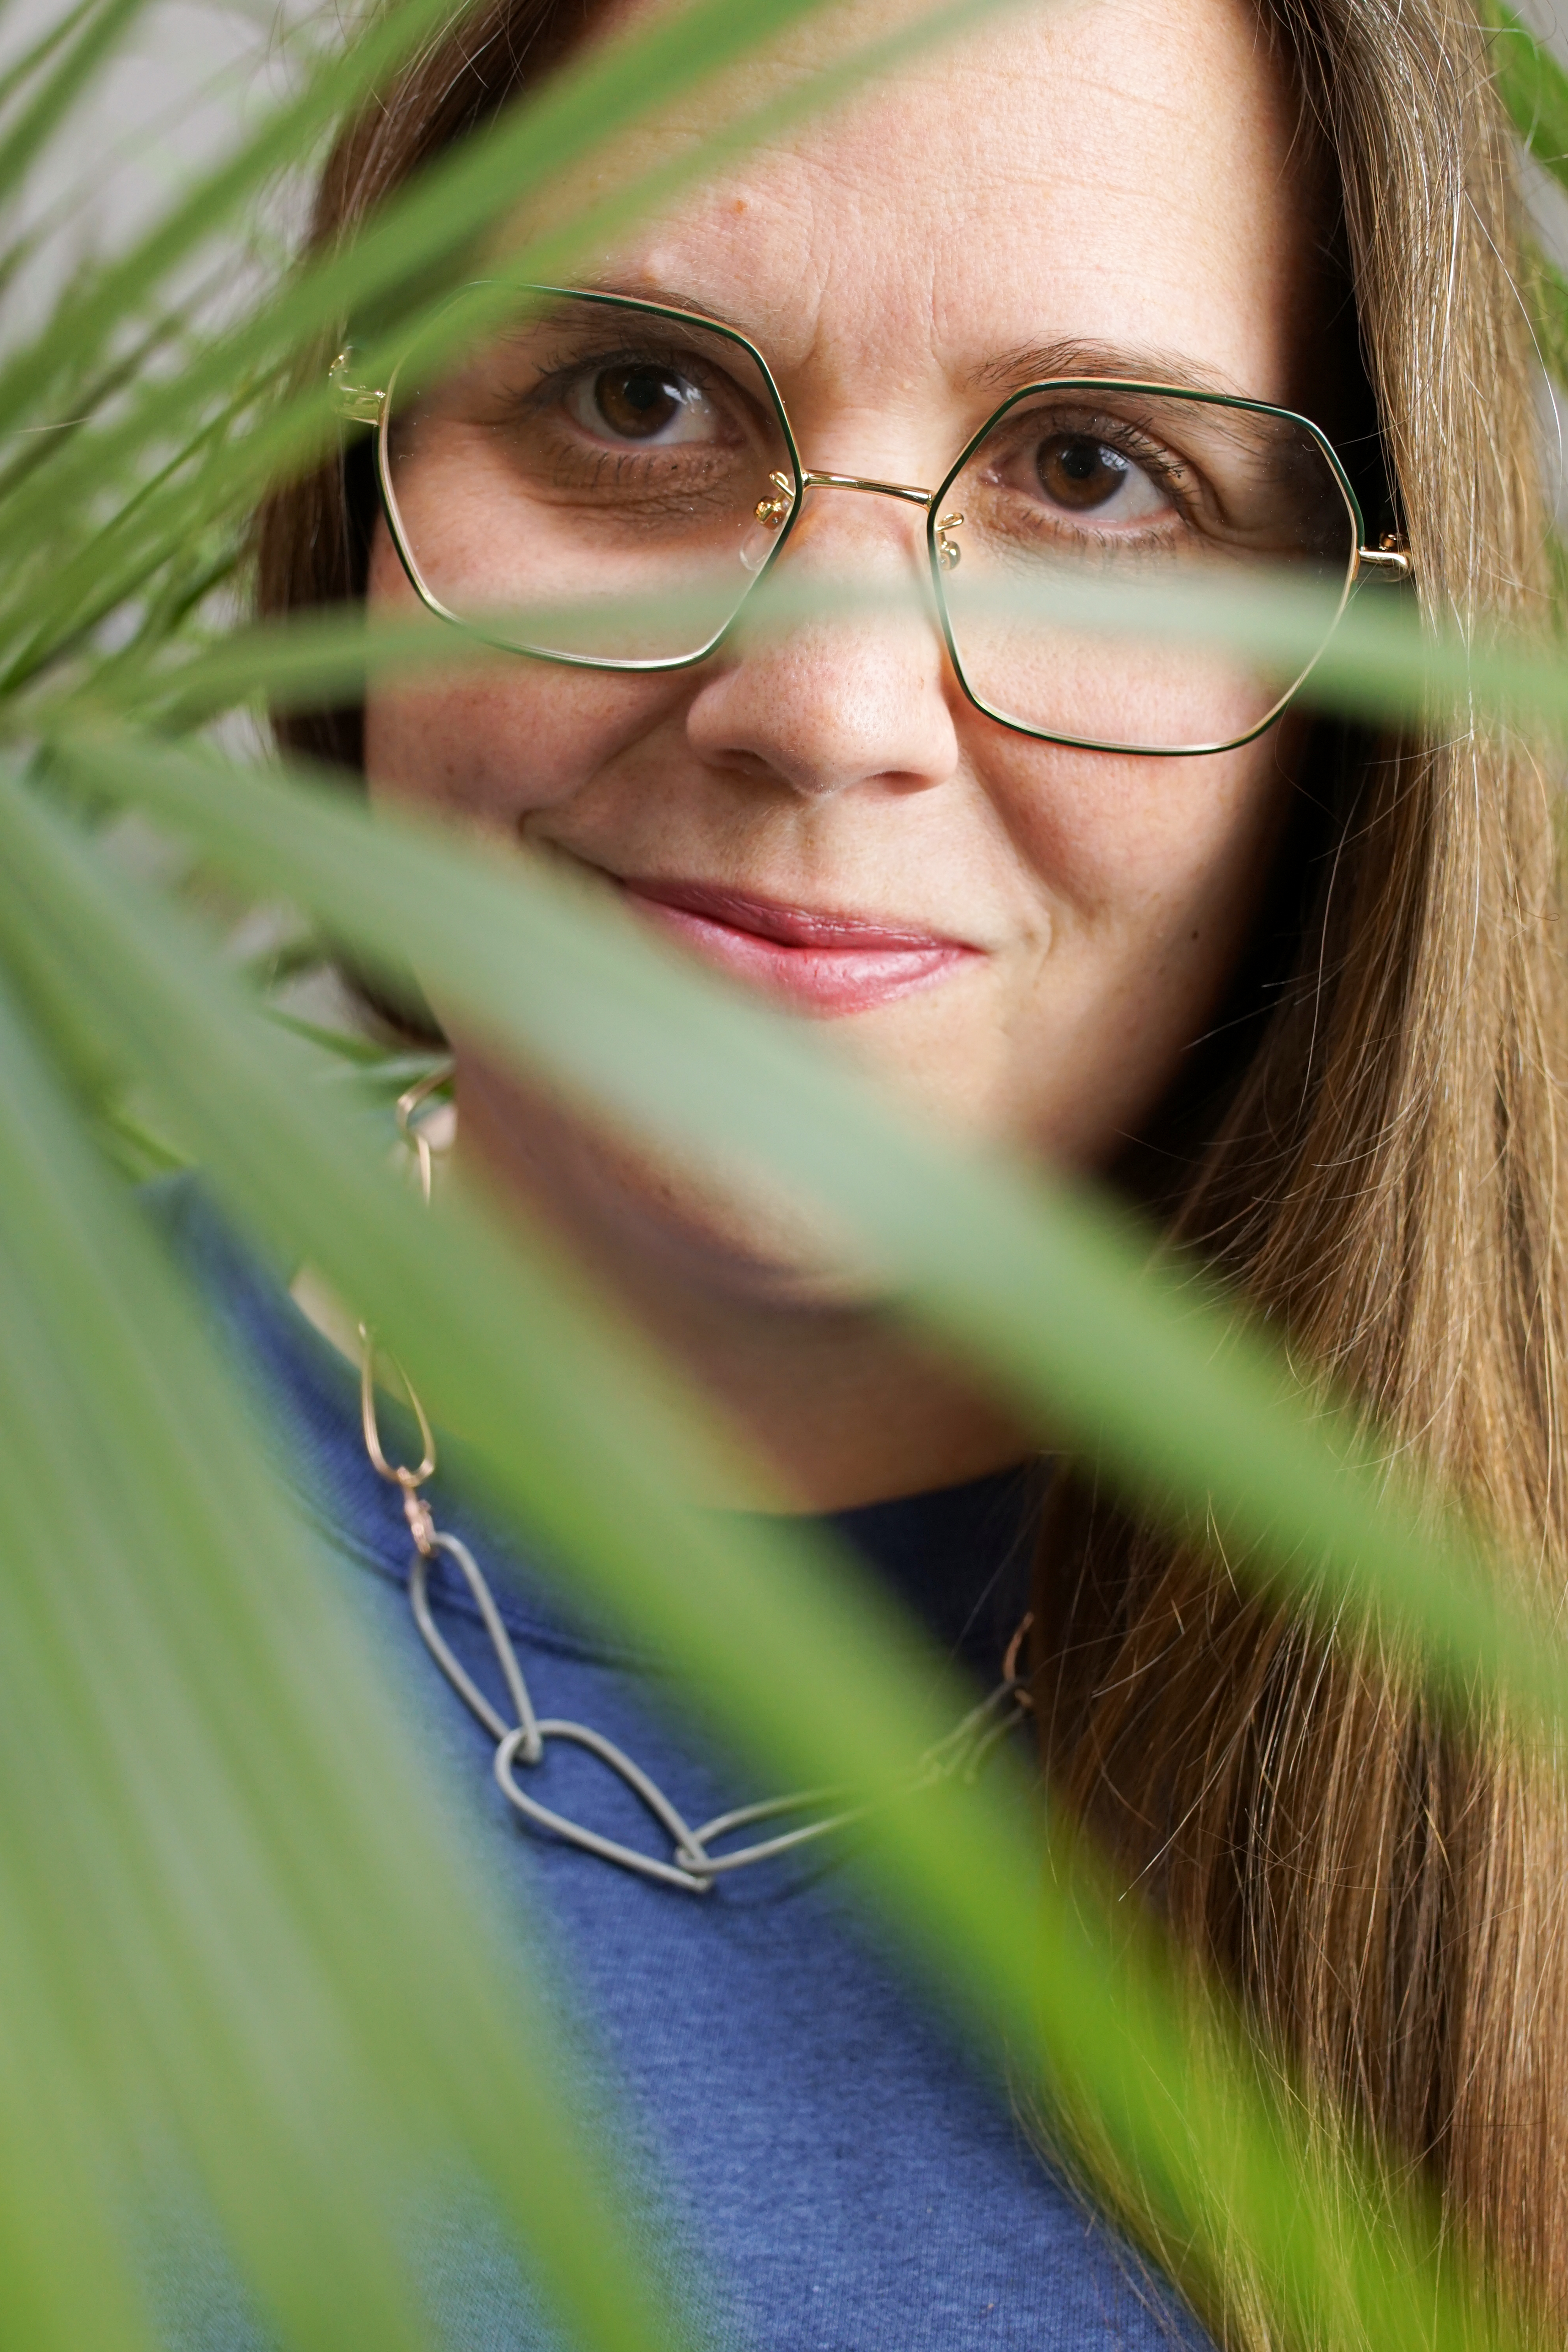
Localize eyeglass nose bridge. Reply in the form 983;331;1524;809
754;469;967;570
803;468;933;507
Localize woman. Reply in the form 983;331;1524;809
246;0;1565;2340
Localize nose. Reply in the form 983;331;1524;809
682;482;962;801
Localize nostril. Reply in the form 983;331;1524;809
702;745;776;785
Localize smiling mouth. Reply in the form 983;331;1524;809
613;876;979;1014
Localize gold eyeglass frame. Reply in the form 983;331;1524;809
331;282;1413;761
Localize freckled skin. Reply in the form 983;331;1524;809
365;0;1325;1506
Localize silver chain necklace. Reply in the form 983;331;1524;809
355;1073;1033;1897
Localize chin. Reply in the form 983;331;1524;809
592;1153;882;1312
455;1046;883;1315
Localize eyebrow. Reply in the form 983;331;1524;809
563;282;1252;402
567;276;748;330
966;340;1250;400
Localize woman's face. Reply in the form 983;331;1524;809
366;0;1324;1294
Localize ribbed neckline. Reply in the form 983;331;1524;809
151;1173;1044;1685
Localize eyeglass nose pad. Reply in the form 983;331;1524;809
739;468;946;600
740;471;797;575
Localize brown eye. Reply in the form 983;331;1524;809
1037;434;1133;511
566;360;727;448
592;365;688;439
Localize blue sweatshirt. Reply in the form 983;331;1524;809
153;1179;1210;2352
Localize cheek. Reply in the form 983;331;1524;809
966;727;1298;1159
986;727;1295;939
362;523;677;823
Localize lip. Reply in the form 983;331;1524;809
615;876;980;1014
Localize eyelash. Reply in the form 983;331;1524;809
473;341;1212;535
1033;418;1191;505
473;345;756;527
969;416;1209;559
522;344;730;436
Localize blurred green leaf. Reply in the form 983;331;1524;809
0;0;108;115
0;746;1526;2352
53;562;1556;755
0;0;150;195
46;729;1564;1753
1525;238;1568;406
0;0;1008;706
0;0;471;434
3;0;1565;2341
0;864;696;2352
1488;2;1568;188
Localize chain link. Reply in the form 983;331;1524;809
357;1075;1033;1896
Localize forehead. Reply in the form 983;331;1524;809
514;0;1317;409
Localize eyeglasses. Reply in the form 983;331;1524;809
331;284;1410;759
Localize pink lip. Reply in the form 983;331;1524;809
617;878;979;1013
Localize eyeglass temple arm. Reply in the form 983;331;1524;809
1355;536;1412;581
330;352;385;423
767;469;1414;578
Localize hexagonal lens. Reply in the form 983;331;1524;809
382;290;796;666
935;384;1357;753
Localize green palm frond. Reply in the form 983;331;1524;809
5;0;1568;2345
41;730;1563;1741
1488;1;1568;186
0;869;692;2352
0;748;1525;2352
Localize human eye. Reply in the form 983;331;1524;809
561;354;731;450
387;296;794;579
1028;430;1172;526
492;329;776;517
517;332;761;487
975;404;1189;547
399;311;756;477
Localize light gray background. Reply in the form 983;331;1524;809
0;0;317;341
4;0;1568;467
5;0;1568;308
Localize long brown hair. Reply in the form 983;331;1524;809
1038;5;1568;2339
256;0;1568;2336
